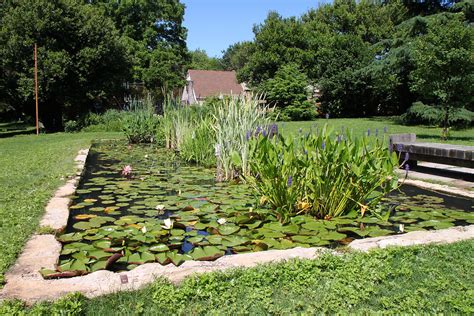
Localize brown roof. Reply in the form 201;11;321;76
188;70;244;99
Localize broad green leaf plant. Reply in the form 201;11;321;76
247;126;400;223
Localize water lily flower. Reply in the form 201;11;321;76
398;224;405;233
162;218;173;230
217;218;227;225
155;204;165;211
141;226;147;233
121;165;132;177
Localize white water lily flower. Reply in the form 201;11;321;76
155;204;165;211
162;218;173;230
217;218;226;225
141;226;147;233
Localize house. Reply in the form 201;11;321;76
181;70;247;105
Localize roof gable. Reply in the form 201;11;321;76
188;70;244;98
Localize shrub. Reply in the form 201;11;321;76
82;109;129;132
401;101;473;129
247;126;400;223
213;94;271;181
64;120;80;132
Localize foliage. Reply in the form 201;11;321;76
0;0;129;130
188;49;224;70
81;109;131;133
180;117;216;166
260;63;315;121
91;0;189;91
409;13;474;134
231;0;473;120
212;94;271;181
122;95;160;144
221;41;255;72
401;101;474;128
3;241;474;314
159;98;207;150
247;126;399;223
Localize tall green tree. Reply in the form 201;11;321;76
221;41;255;73
188;49;223;70
89;0;188;91
0;0;129;130
409;13;473;135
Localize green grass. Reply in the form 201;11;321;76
2;240;473;314
280;118;474;145
0;132;120;286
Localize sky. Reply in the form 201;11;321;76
182;0;327;57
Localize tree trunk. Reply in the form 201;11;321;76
442;104;449;141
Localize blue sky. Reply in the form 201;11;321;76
182;0;326;57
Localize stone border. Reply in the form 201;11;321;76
403;178;474;199
39;148;89;232
1;147;473;304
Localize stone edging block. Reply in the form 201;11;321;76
38;148;89;232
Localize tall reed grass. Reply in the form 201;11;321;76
212;94;271;181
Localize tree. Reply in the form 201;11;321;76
409;13;473;136
261;63;315;120
188;49;223;70
89;0;188;91
0;0;129;130
221;41;254;72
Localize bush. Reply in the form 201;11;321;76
247;126;400;223
260;63;315;121
64;120;80;132
81;109;129;132
401;102;473;129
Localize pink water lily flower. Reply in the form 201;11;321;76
121;165;132;177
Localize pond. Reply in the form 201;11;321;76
50;141;473;276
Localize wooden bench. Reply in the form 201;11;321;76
389;134;474;169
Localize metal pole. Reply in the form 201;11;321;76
34;43;39;135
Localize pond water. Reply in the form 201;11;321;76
51;141;473;276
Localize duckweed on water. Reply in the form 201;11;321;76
41;141;473;278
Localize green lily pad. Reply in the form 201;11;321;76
149;244;170;252
190;246;224;261
218;225;240;236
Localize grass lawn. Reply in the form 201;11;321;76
1;241;473;314
0;118;472;313
0;132;120;286
281;118;474;145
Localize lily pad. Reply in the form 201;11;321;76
190;246;224;261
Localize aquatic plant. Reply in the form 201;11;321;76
121;165;132;178
212;94;271;181
122;94;160;144
247;126;400;223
